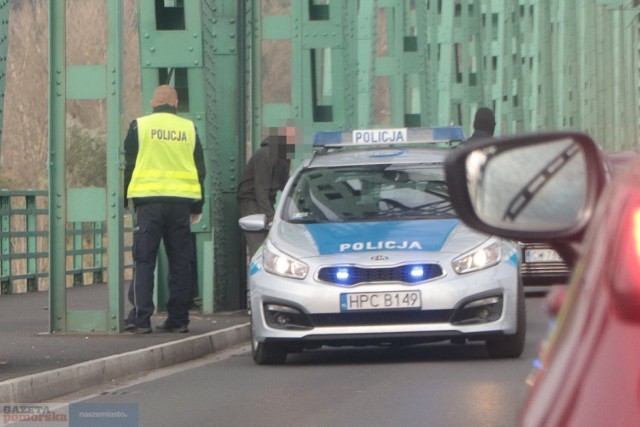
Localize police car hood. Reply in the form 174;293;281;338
270;219;492;259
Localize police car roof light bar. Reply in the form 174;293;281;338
312;126;465;148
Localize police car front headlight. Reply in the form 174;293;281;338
263;246;308;279
452;241;501;274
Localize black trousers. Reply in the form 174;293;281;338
127;203;193;328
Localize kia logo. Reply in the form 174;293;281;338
370;255;388;261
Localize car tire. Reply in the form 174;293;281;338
252;341;288;365
486;281;526;358
251;322;288;365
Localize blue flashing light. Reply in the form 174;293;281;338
335;267;351;282
318;263;442;286
312;131;349;147
409;265;425;279
432;126;465;143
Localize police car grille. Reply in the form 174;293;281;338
317;264;443;286
309;310;454;327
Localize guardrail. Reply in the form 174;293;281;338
0;190;133;294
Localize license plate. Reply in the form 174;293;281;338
340;290;421;312
525;248;563;263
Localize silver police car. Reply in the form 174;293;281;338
239;127;525;364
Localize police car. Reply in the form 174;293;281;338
239;127;525;364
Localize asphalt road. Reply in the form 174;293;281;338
61;297;549;427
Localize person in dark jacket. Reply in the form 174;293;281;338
467;107;496;143
123;85;207;334
237;127;294;257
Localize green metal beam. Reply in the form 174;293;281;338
48;0;67;332
136;0;247;312
0;0;10;157
252;0;638;148
202;0;245;311
48;1;125;333
106;0;125;332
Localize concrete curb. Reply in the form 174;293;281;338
0;323;250;403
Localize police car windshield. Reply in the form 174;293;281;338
282;164;455;223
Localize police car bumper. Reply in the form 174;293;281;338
249;265;519;347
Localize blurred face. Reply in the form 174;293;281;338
276;127;297;159
276;127;295;142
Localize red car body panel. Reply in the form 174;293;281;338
521;160;640;426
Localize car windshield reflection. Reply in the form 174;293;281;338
282;164;456;222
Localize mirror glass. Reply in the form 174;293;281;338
465;138;587;231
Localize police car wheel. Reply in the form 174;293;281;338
251;323;287;365
252;341;288;365
486;281;526;359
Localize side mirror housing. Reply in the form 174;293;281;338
444;131;606;244
239;214;269;232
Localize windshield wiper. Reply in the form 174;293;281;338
286;216;327;224
376;199;454;218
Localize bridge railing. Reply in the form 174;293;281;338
0;190;133;295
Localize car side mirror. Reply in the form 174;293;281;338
239;214;269;232
445;131;606;250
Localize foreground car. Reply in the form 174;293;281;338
444;131;640;426
240;127;525;365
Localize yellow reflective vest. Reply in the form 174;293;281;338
127;113;202;200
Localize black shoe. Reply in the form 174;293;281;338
124;323;152;334
156;322;189;333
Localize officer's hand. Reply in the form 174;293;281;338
190;213;203;225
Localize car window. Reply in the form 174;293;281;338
282;163;455;222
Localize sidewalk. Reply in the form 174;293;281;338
0;284;250;403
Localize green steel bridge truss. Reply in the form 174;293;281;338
0;0;637;331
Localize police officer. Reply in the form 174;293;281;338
123;85;206;334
